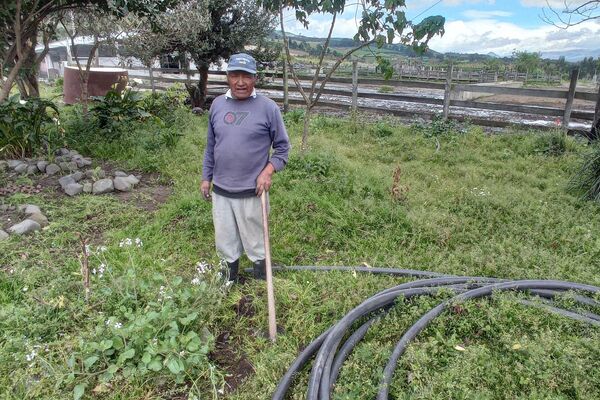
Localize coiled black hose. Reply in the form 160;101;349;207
267;266;600;400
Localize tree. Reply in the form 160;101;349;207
513;50;541;74
259;0;445;151
122;0;275;109
542;1;600;28
0;0;178;102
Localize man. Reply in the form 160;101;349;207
201;53;290;282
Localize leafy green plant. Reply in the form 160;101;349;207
65;242;229;399
283;109;305;125
142;85;187;121
0;94;62;157
377;85;394;93
568;144;600;202
371;121;394;138
91;87;152;138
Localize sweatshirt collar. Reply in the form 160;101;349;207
225;89;257;99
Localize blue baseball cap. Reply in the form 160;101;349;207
227;53;257;75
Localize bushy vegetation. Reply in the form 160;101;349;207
569;144;600;202
2;98;600;399
0;94;63;158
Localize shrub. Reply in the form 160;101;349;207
378;85;394;93
534;129;571;156
371;121;394;138
283;109;305;125
91;87;152;139
0;94;63;158
286;152;332;179
568;144;600;202
142;86;187;121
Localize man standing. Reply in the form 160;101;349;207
201;53;290;282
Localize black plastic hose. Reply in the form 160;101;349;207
268;266;600;400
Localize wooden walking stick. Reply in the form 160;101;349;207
261;190;277;342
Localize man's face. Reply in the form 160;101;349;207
227;71;257;100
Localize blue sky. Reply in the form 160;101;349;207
282;0;600;57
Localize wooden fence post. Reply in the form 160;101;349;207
351;60;358;113
443;64;453;120
593;82;600;128
283;56;289;113
563;67;579;128
149;66;155;93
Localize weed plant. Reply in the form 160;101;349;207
569;143;600;201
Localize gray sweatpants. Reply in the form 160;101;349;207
212;191;267;263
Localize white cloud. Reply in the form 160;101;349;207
462;10;513;18
428;18;600;55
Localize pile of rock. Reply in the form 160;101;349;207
2;149;92;177
1;148;142;197
58;170;140;196
0;204;49;239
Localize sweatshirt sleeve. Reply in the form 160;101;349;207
269;103;290;172
202;109;216;181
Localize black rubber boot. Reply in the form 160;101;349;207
227;259;240;282
253;259;266;280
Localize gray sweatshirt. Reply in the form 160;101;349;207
202;94;290;194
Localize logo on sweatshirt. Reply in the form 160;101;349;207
223;111;249;125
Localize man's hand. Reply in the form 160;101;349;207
256;163;275;196
201;180;212;201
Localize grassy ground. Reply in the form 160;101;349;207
1;99;599;399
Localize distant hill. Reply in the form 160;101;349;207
541;48;600;62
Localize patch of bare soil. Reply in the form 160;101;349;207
111;172;173;212
209;331;255;394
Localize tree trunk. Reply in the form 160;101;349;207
81;72;89;115
0;48;29;101
186;63;209;109
301;106;313;152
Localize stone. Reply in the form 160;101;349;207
45;163;61;175
113;177;133;192
0;161;7;171
67;161;78;171
58;175;76;189
93;178;114;194
7;160;22;168
37;161;48;172
26;165;38;175
8;219;41;235
0;229;8;241
85;169;106;179
75;157;92;168
73;171;84;181
64;183;83;197
27;212;49;227
68;150;80;157
54;155;66;163
15;163;28;174
59;162;69;171
124;174;140;185
114;170;128;177
83;182;93;193
18;204;41;215
58;148;70;156
0;204;9;212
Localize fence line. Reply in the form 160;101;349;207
128;65;599;127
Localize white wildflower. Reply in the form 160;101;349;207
191;277;201;285
114;322;122;329
135;238;143;247
119;238;133;247
22;287;28;292
25;350;37;362
92;268;97;275
85;244;91;255
195;261;209;274
98;246;107;253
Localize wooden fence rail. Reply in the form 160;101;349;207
127;65;599;128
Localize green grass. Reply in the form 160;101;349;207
1;105;600;399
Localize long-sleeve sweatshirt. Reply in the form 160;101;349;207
202;94;290;196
